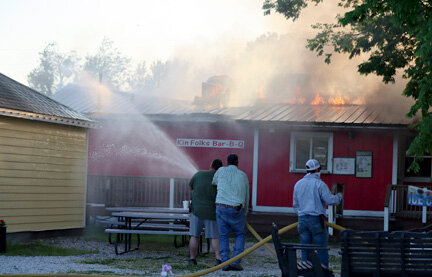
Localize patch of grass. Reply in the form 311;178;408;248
0;240;97;256
262;256;278;264
80;251;219;275
329;255;342;266
83;225;107;242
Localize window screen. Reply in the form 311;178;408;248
292;133;331;172
295;137;310;170
312;137;328;170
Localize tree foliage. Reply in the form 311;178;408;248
27;43;79;96
84;37;131;90
146;60;169;90
28;38;169;95
263;0;432;172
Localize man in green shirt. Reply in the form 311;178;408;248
188;159;223;265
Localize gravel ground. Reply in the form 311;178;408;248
0;235;341;276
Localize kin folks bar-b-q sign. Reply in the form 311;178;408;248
176;138;245;149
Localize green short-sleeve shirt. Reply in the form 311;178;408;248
189;170;217;220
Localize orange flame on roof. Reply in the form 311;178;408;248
328;91;349;105
298;97;306;104
283;89;365;106
311;93;326;105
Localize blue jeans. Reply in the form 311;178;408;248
216;205;246;265
298;215;329;267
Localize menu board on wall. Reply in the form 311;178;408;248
356;151;373;178
333;157;355;175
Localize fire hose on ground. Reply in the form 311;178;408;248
7;221;347;277
179;221;346;277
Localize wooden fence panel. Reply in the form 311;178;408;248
87;175;191;208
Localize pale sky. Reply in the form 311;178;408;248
0;0;296;85
0;0;410;110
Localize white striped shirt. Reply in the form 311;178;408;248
212;165;249;212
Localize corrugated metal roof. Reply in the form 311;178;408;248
53;84;138;115
136;97;194;115
50;83;415;127
218;103;414;126
0;73;95;127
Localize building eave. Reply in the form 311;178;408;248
0;107;100;128
236;119;412;130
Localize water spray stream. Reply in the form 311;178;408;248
85;80;198;178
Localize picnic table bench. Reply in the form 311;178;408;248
105;228;190;255
271;223;334;277
105;211;191;255
340;229;432;277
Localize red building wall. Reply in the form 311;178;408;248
87;118;395;212
256;128;394;211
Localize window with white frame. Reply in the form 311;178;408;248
290;132;333;173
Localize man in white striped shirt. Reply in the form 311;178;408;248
212;153;249;271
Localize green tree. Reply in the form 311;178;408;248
263;0;432;171
84;37;131;90
146;60;169;90
127;61;148;92
27;43;79;96
127;60;169;92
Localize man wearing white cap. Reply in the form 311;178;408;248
293;159;343;267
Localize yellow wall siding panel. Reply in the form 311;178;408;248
0;178;84;187
0;128;87;146
0;186;84;194
4;214;84;225
0;145;86;160
2;207;84;217
0;116;88;233
8;221;85;233
0;136;86;153
0;193;84;201
0;170;85;180
0;153;86;166
0;200;84;209
0;116;86;139
0;161;86;173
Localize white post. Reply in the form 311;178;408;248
388;132;398;231
422;206;427;224
384;207;389;231
252;128;259;211
169;178;175;208
327;206;334;235
392;135;398;185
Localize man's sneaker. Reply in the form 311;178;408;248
222;266;231;271
222;264;243;271
188;258;197;265
229;264;244;271
215;259;222;266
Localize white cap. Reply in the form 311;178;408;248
306;159;321;171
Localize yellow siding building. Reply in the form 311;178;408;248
0;73;96;233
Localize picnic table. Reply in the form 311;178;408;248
106;207;189;213
105;209;190;255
